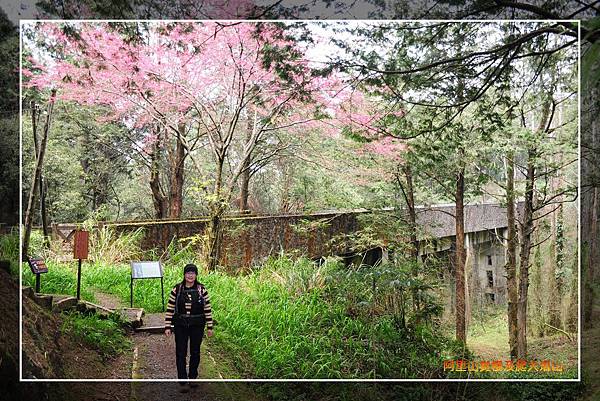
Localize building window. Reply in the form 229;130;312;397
486;270;494;288
487;255;493;266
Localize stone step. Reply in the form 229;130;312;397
79;300;116;317
32;294;53;310
118;307;145;329
52;296;79;312
134;326;166;334
24;287;146;330
22;286;54;310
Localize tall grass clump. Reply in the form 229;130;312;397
159;236;199;267
197;255;452;378
88;226;144;264
256;254;337;295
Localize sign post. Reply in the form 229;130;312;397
73;230;89;300
27;257;48;293
130;261;164;311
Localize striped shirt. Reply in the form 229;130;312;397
164;282;213;330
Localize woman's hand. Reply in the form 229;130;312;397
165;328;171;336
207;329;214;338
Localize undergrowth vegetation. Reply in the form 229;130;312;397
21;227;578;379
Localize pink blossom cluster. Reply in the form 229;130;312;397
322;84;407;160
26;23;331;141
25;21;407;162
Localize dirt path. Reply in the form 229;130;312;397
130;313;265;401
91;288;125;310
468;338;509;361
131;382;217;401
132;313;225;380
88;291;265;401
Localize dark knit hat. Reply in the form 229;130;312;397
184;263;198;274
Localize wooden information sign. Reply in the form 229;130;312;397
73;230;89;260
73;230;89;300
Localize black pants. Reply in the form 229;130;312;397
174;324;205;380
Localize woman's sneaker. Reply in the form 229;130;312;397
178;382;189;393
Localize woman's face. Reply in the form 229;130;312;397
185;271;196;284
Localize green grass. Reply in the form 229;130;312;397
60;310;132;359
23;252;577;379
22;260;97;301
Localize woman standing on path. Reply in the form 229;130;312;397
165;263;213;392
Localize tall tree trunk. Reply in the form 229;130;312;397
555;204;565;296
548;202;564;329
516;98;551;358
548;104;564;329
401;164;419;262
517;147;536;358
168;124;186;219
30;100;50;249
531;238;543;337
584;187;598;327
397;163;420;319
239;119;253;212
40;176;50;248
149;128;167;220
279;159;293;213
23;90;56;259
505;149;518;359
455;164;466;344
582;53;599;329
239;164;250;212
205;156;226;271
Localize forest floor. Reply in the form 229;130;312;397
8;268;599;400
467;306;579;374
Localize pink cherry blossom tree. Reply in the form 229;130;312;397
26;21;343;269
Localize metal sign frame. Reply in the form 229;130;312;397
130;261;164;311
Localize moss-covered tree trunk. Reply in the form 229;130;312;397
517;146;535;358
505;148;519;359
204;156;226;271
